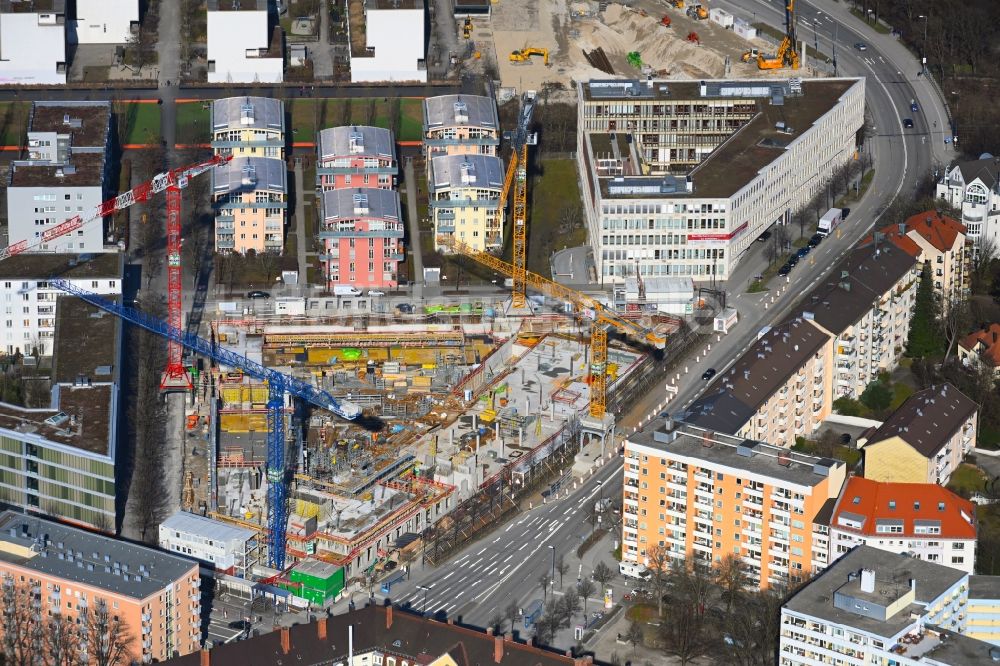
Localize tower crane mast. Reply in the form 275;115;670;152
50;280;361;569
497;92;537;309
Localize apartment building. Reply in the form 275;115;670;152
70;0;138;44
862;383;978;486
780;546;997;666
210;96;285;159
959;323;1000;375
429;154;505;252
422;94;500;160
0;291;122;530
318;187;404;289
6;101;112;254
875;210;970;304
0;0;66;84
623;419;846;589
0;253;120;356
803;239;919;400
576;77;865;283
686;316;833;448
206;0;282;83
935;156;1000;242
0;511;201;663
211;156;287;255
829;477;977;574
165;605;586;666
317;125;397;190
967;576;1000;646
159;511;261;579
349;0;427;83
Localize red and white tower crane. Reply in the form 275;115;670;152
0;154;232;390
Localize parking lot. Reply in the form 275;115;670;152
202;578;311;648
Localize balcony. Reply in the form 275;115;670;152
319;228;404;239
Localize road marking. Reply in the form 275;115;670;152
503;554;514;563
563;506;574;516
470;557;483;567
455;554;469;564
499;565;511;576
505;524;514;532
517;542;529;551
477;547;488;555
441;571;455;581
493;537;501;544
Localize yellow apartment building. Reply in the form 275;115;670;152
210;96;285;158
862;382;977;485
429;154;505;252
212;156;287;255
624;419;846;589
422;94;500;160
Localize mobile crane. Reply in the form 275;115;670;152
754;0;800;70
496;91;537;309
0;154;232;391
50;280;361;570
438;237;665;419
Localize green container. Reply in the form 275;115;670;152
283;560;345;605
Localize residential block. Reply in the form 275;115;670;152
422;94;500;160
211;156;287;255
429;154;505;253
318;187;403;289
317;125;397;191
210;97;285;159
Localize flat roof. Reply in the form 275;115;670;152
206;0;266;10
212;156;286;195
0;0;64;13
0;510;197;600
0;253;119;280
783;545;967;639
321;187;401;222
52;295;118;384
685;317;831;433
369;0;423;8
628;421;844;488
969;575;1000;601
423;94;497;131
920;630;1000;666
318;125;395;162
429;154;504;191
29;101;110;148
160;511;255;544
9;152;105;187
211;96;284;133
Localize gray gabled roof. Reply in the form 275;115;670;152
429;154;504;191
423;94;498;131
211;96;284;132
866;383;977;457
951;157;1000;191
317;125;394;161
321;187;401;221
212;156;286;194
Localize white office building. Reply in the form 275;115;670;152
159;511;261;579
780;546;999;666
70;0;138;44
577;77;865;283
206;0;283;84
0;0;66;85
935;157;1000;244
349;0;427;83
6;101;112;254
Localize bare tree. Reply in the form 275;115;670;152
2;575;34;666
625;619;645;655
646;545;672;617
487;612;504;635
791;206;811;241
79;598;134;666
715;553;748;618
972;236;998;292
45;613;81;666
718;588;784;666
559;587;582;627
556;556;570;588
577;578;597;617
660;561;716;665
942;297;972;362
538;573;551;602
504;601;519;633
592;560;614;589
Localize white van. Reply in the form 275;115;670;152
334;285;363;296
619;562;651;580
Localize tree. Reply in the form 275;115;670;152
577;579;597;617
556;555;569;588
2;575;34;666
504;601;519;633
487;612;504;635
973;236;998;294
715;553;748;618
559;587;581;628
942;297;972;362
625;620;645;655
646;544;672;617
860;379;893;414
592;560;614;589
718;588;784;666
906;263;943;358
660;562;716;665
538;573;551;602
79;598;134;666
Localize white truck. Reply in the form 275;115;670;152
619;562;651;580
816;208;843;237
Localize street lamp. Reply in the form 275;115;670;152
548;545;556;590
917;15;928;73
416;584;433;615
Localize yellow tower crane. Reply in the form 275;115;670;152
439;237;666;418
496;91;537;309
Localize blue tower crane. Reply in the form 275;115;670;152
51;280;361;569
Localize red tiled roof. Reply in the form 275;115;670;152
960;323;1000;367
902;210;967;252
860;225;921;258
831;476;976;539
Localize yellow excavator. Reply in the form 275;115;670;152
462;17;473;39
756;0;800;69
510;47;550;66
670;0;684;8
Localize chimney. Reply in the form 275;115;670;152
486;627;494;636
504;632;513;642
860;568;876;593
280;627;290;655
386;605;393;629
317;617;327;641
447;618;455;625
494;635;504;663
200;649;210;666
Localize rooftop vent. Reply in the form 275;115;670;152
459;161;476;185
352;192;369;215
777;454;792;467
240;103;255;126
453;101;469;124
349;131;365;154
241;164;257;187
736;440;759;458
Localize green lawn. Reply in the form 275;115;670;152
889;382;915;411
0;101;30;145
400;98;423;141
526;158;586;277
120;103;162;145
176;101;210;145
284;97;427;142
948;463;987;496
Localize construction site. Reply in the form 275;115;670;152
460;0;827;94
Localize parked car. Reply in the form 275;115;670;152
903;118;914;128
778;264;792;276
841;207;851;220
757;230;772;243
398;303;414;314
796;246;811;258
701;368;717;381
247;290;270;299
367;290;385;297
787;254;800;267
808;234;823;248
854;42;867;51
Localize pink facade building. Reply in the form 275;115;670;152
318;187;403;290
316;125;397;191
